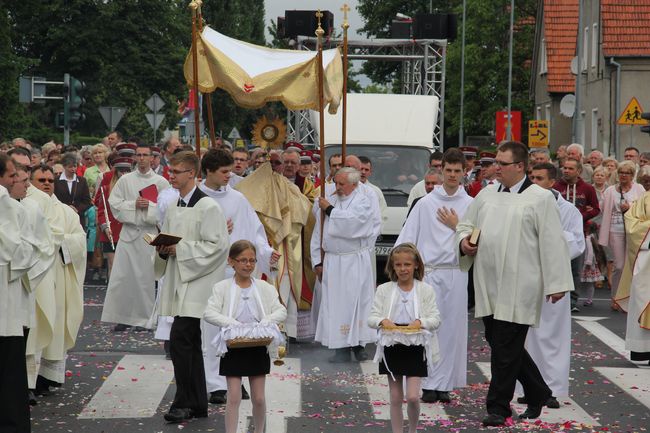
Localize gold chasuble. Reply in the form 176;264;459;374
236;163;313;309
616;192;650;329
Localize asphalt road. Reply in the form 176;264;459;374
30;284;650;433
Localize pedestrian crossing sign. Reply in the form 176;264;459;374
617;97;648;125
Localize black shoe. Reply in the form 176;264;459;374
352;346;369;362
328;348;351;363
35;376;51;396
482;413;507;427
133;326;149;332
519;404;544;419
421;389;438;403
189;409;208;418
241;385;250;400
113;323;131;332
517;396;528;404
28;390;37;406
436;391;451;403
164;407;191;423
209;390;227;404
546;396;560;409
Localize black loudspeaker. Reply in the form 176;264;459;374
391;20;412;39
285;10;334;38
446;14;458;41
413;13;448;39
276;17;285;38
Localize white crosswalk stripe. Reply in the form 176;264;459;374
236;357;302;433
359;360;448;421
594;367;650;408
78;354;174;419
573;316;630;361
476;362;601;425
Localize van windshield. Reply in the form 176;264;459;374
324;145;431;207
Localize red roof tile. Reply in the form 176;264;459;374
601;0;650;57
544;0;578;93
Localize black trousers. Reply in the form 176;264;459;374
0;333;30;433
169;317;207;414
482;315;551;417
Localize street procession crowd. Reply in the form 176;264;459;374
1;133;650;433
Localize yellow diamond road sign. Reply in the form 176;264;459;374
618;97;648;125
528;120;549;148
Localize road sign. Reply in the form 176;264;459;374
495;111;521;142
145;93;165;113
528;120;549;148
228;127;241;140
617;97;648;125
145;113;165;130
99;106;126;130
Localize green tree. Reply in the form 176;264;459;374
357;0;536;143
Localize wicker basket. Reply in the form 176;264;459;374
381;324;422;334
226;336;274;348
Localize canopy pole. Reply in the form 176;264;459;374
190;0;202;157
193;8;218;149
316;10;326;262
340;4;350;162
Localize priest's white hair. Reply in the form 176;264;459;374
336;167;360;184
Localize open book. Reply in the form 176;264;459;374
143;232;182;247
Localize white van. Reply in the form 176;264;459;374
311;93;439;281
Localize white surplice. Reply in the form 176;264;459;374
102;169;169;327
39;195;87;383
456;184;574;327
518;192;584;397
310;187;376;349
198;181;275;393
396;185;472;391
157;196;229;319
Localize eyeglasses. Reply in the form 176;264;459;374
233;258;257;265
170;168;192;175
618;171;633;175
495;160;522;167
36;178;55;183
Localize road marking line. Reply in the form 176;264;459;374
594;367;650;408
571;316;607;322
78;354;174;419
238;357;301;433
360;361;448;421
476;362;600;426
574;319;629;360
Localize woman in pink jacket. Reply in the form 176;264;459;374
599;160;645;309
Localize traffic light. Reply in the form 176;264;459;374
642;112;650;135
64;73;86;129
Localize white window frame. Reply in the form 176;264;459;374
591;108;599;149
536;106;542;120
583;26;589;71
545;104;551;144
591;23;598;68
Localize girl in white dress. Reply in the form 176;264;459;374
368;243;441;433
204;240;287;433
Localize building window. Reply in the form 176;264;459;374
583;27;589;71
591;108;598;149
539;38;547;75
591;23;598;68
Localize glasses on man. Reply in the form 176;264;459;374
495;160;522;167
36;178;55;184
233;258;257;265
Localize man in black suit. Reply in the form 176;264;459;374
54;152;92;229
458;141;573;426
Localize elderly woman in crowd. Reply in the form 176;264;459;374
599;160;646;309
602;157;619;185
84;143;111;188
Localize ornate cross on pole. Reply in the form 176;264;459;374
315;10;325;38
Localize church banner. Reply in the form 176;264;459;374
184;27;343;114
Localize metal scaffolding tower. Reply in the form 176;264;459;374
287;37;447;151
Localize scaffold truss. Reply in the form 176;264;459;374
287;37;446;151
